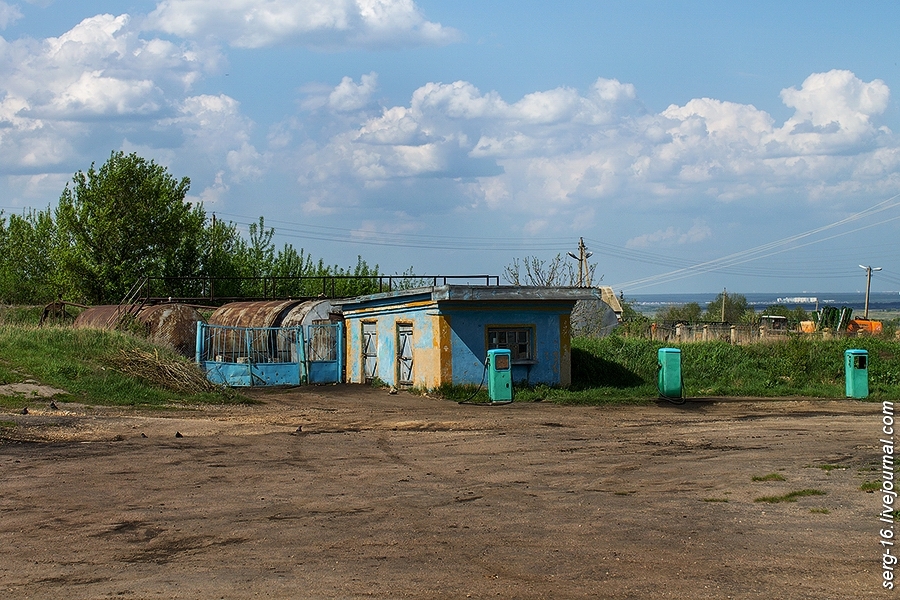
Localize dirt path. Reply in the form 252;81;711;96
0;385;892;598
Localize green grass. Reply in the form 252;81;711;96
810;508;830;514
0;324;247;408
752;473;786;482
427;334;900;405
860;481;882;492
702;498;729;502
567;335;900;402
754;489;827;503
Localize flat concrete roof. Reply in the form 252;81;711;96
336;285;602;307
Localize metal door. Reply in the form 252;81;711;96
307;322;342;384
362;322;377;382
397;324;413;386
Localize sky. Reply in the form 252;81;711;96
1;0;900;295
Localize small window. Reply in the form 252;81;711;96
487;327;533;362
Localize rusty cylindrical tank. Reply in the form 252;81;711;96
73;304;205;357
205;300;340;363
207;299;304;329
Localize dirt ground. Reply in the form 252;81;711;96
0;385;893;599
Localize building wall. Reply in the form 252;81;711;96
343;297;445;388
342;295;575;388
442;302;572;386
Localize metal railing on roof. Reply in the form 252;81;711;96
130;274;501;305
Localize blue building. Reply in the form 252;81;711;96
337;285;603;389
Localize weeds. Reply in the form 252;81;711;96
752;473;786;482
0;324;246;407
754;489;827;503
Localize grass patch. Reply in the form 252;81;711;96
809;507;830;514
754;489;827;503
0;419;16;428
0;324;248;408
569;335;900;401
702;498;729;502
752;473;786;482
860;481;882;492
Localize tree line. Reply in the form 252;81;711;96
653;292;809;326
0;151;381;305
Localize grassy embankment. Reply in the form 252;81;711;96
2;305;899;407
0;306;245;409
438;335;900;404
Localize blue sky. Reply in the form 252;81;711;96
2;1;900;294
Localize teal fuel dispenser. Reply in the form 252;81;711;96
657;347;683;403
487;348;513;402
845;349;869;399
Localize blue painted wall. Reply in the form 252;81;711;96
443;303;570;386
341;290;576;388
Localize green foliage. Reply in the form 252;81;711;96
655;302;703;323
705;292;754;323
752;473;786;482
567;335;900;400
0;324;245;407
0;152;386;305
0;209;61;303
761;304;810;326
754;489;826;503
55;151;202;303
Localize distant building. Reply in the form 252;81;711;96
337;285;603;389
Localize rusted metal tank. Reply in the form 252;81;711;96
73;303;205;357
281;299;341;327
205;300;341;363
207;299;305;329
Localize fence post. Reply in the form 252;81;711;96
195;322;205;364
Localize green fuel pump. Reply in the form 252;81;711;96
486;348;513;402
657;347;684;404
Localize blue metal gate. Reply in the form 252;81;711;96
196;322;343;386
306;322;344;384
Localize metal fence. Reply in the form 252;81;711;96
646;322;791;344
195;322;343;386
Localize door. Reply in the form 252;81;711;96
362;322;377;382
397;323;413;387
307;322;342;384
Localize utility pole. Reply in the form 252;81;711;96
567;238;593;287
721;288;727;323
860;265;882;319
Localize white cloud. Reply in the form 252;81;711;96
163;94;264;181
328;72;378;112
0;13;266;192
625;222;712;249
0;1;22;29
147;0;460;49
288;71;899;235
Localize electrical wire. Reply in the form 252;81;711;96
610;192;900;291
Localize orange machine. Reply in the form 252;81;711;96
847;319;883;335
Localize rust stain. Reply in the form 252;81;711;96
73;304;204;357
207;300;304;329
439;314;452;386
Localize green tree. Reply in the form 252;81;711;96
656;302;703;323
705;292;754;323
0;209;60;303
761;304;809;327
55;151;203;303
